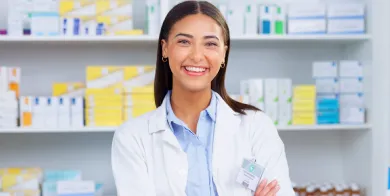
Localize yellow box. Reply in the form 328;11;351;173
293;99;316;112
292;112;316;125
53;82;85;96
293;85;316;100
124;93;154;106
86;120;123;127
123;66;155;87
86;66;125;88
86;107;122;115
86;100;123;108
124;105;156;120
1;174;40;191
124;85;154;94
0;168;42;176
85;86;123;96
96;0;132;15
6;190;40;196
60;0;96;16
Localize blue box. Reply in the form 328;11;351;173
317;111;339;124
317;98;339;111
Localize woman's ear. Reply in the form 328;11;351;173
161;39;168;57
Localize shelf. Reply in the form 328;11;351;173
0;124;371;133
0;34;371;44
277;124;372;132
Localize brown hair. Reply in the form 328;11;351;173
154;1;259;115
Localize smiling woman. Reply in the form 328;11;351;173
111;1;295;196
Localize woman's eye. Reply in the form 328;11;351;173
178;40;189;44
206;42;218;47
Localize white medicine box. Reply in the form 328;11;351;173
315;78;339;94
313;61;338;78
339;60;363;77
265;79;278;104
287;3;326;34
339;78;364;93
340;107;365;124
327;4;365;34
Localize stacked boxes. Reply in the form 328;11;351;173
0;168;42;196
327;4;365;34
32;97;59;128
339;61;365;124
278;79;292;126
292;85;316;125
264;79;279;125
313;61;340;124
123;85;155;121
287;4;326;34
53;82;85;97
59;0;141;36
85;86;123;127
0;67;20;128
30;0;60;36
85;65;155;127
7;0;31;36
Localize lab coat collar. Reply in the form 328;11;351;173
148;92;240;134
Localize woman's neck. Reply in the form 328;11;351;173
170;85;212;132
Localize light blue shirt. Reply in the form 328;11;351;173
166;90;218;196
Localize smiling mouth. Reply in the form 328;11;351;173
184;66;207;73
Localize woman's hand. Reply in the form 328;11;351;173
254;179;280;196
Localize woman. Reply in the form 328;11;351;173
112;1;294;196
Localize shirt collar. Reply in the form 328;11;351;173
166;90;217;128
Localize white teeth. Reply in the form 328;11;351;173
185;66;206;72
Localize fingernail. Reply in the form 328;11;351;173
276;185;280;190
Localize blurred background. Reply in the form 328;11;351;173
0;0;387;196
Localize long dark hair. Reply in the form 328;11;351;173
154;0;259;115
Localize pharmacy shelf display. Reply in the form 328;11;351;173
0;34;371;44
0;124;372;134
0;0;388;196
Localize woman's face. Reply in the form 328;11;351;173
162;14;227;92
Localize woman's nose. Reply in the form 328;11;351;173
190;45;204;63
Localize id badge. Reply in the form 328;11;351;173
236;158;264;191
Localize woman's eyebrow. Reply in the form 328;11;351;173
175;33;193;38
204;35;219;40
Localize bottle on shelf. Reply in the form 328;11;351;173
350;183;361;196
319;186;329;196
343;183;352;196
335;184;344;196
306;185;316;196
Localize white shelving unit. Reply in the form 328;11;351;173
0;0;389;196
0;125;372;133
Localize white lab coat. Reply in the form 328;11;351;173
111;94;295;196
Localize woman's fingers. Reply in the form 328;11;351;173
255;179;278;196
264;183;280;196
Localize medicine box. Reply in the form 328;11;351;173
70;97;84;128
19;96;32;127
340;107;365;124
86;66;124;88
53;82;85;97
2;173;40;191
265;102;278;125
5;67;21;98
273;5;286;35
312;61;338;78
339;60;363;77
32;97;47;128
227;3;245;36
293;99;315;112
317;93;339;100
248;79;264;110
315;78;339;94
45;97;59;128
287;3;326;34
60;0;96;16
265;79;278;104
327;4;365;34
339;78;364;93
278;79;292;104
58;97;71;128
244;4;257;35
259;5;273;35
240;80;250;96
292;112;316;125
31;12;60;36
279;102;292;126
124;105;156;121
145;1;159;35
293;85;316;100
316;98;339;111
339;93;364;108
123;66;155;87
317;111;339;124
125;93;154;107
57;180;95;196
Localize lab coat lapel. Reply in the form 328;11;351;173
212;94;241;194
149;95;187;196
